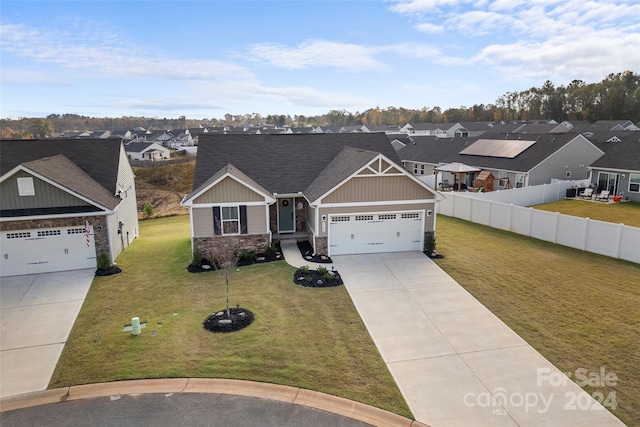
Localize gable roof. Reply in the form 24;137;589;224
20;155;120;210
589;141;640;172
184;163;274;204
0;139;123;193
191;133;402;196
398;133;601;172
303;146;379;203
124;141;168;153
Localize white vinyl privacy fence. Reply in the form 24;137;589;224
436;181;640;264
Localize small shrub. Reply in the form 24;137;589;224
97;252;112;270
305;275;313;283
265;244;277;258
300;265;310;274
322;272;334;280
317;266;328;275
424;232;436;253
142;201;154;218
191;249;203;267
239;249;257;263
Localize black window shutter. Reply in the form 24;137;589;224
240;205;248;234
213;206;221;235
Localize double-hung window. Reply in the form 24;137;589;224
221;206;240;235
213;205;247;235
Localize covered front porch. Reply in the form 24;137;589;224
269;196;310;242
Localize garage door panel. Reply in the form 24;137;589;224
329;212;424;256
1;226;96;277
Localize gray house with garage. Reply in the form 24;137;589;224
0;139;139;277
181;133;438;257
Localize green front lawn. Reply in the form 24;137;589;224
532;199;640;227
433;215;640;426
50;215;411;418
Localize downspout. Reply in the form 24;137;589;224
188;206;195;254
313;203;319;255
266;203;272;245
105;214;115;264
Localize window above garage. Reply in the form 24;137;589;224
17;177;35;196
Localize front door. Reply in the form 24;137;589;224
278;198;295;233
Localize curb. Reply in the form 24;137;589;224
0;378;429;427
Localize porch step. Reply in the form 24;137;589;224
272;231;308;242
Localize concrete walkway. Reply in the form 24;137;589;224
0;269;95;398
330;252;624;427
279;239;335;271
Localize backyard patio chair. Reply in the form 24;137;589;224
579;188;593;199
594;190;610;202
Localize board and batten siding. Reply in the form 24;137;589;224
194;177;265;204
0;170;92;211
192;204;267;237
322;175;434;204
317;201;435;237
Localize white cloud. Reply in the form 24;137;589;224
389;0;473;14
448;10;516;35
415;22;444;33
248;40;384;71
474;29;640;81
488;0;526;11
0;23;253;82
389;0;640;84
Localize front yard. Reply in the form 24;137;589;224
49;215;411;418
50;212;640;425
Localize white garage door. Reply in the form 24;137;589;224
329;212;424;256
1;225;96;277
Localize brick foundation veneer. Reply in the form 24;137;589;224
193;234;271;258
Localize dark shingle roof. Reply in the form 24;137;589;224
304;147;379;202
191;133;401;195
589;141;640;171
22;155;120;209
398;133;597;173
1;139;123;193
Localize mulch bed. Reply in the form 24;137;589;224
425;251;445;259
293;267;343;288
297;241;332;264
187;243;283;273
203;307;255;333
95;266;122;276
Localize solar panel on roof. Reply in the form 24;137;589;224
459;139;536;158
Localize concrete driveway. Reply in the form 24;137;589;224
0;269;95;398
332;252;624;427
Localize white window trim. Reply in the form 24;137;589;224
17;177;35;196
629;173;640;193
221;205;240;236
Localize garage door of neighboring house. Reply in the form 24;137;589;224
1;225;96;277
329;212;424;256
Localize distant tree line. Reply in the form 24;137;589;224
1;71;637;139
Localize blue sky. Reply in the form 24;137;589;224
1;0;639;120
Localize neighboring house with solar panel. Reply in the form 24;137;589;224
0;139;139;277
181;133;438;257
399;133;605;190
